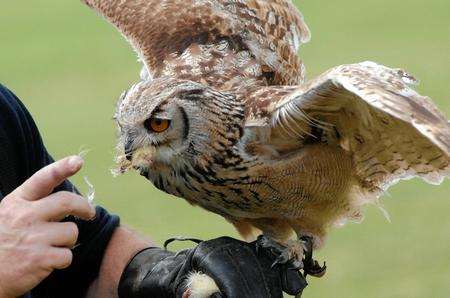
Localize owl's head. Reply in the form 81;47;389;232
114;77;227;178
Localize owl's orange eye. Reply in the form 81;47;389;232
145;118;171;133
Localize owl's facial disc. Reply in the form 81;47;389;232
116;98;191;178
115;79;209;178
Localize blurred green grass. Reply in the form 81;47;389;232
0;0;449;297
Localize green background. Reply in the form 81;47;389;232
0;1;449;297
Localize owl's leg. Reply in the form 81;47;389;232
247;218;305;269
243;217;327;277
256;235;305;270
256;235;326;277
231;220;259;242
255;234;325;277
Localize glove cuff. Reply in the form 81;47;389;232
118;247;172;298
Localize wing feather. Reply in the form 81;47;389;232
245;61;450;193
82;0;310;84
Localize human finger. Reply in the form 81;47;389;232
34;191;95;221
13;156;83;201
34;222;79;248
44;247;74;270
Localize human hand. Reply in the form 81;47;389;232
0;156;95;298
118;236;307;298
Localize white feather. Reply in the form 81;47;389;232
185;272;220;298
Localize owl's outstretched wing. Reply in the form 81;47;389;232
82;0;310;84
245;61;450;193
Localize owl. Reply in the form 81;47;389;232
82;0;450;293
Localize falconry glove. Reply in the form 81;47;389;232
118;237;307;298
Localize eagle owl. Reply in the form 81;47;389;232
82;0;450;291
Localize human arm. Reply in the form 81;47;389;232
0;155;149;298
85;226;150;297
0;84;126;296
0;156;95;298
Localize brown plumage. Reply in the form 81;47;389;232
82;0;450;281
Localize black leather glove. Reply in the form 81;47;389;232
118;236;307;298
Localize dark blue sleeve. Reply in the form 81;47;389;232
0;84;120;297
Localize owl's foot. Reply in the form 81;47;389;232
256;235;326;278
256;235;305;269
301;236;327;278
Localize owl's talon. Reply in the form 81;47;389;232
304;261;327;278
301;236;327;278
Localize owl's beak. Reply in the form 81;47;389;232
122;145;159;179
